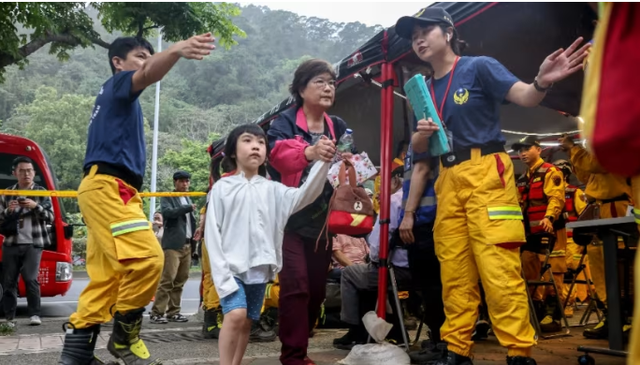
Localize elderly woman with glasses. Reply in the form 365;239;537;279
266;58;355;365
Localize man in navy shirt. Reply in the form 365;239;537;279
397;134;446;363
59;34;215;365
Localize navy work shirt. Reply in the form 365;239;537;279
84;71;146;178
427;56;519;150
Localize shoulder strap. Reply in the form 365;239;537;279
329;115;340;140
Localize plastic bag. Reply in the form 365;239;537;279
338;311;411;365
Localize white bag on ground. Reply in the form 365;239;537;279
338;311;411;365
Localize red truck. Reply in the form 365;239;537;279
0;133;74;301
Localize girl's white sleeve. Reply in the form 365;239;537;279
274;160;331;221
203;187;239;299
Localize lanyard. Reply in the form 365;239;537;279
429;56;460;124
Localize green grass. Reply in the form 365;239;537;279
0;323;15;336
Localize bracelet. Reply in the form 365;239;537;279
533;77;553;93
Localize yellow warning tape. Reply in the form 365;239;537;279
0;190;206;198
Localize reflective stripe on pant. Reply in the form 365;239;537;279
629;174;640;365
200;241;220;310
587;200;629;307
434;151;535;358
70;165;164;328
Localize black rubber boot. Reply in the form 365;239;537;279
507;356;538;365
202;308;222;340
539;295;561;333
584;308;608;339
432;351;473;365
58;324;117;365
107;309;162;365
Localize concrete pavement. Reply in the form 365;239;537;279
1;280;631;364
0;313;629;365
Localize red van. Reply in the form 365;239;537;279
0;133;74;300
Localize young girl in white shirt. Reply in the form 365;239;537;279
204;123;334;365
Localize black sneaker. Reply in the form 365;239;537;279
249;321;277;343
507;356;537;365
432;351;473;365
149;315;167;324
332;325;368;350
471;320;491;341
409;341;447;364
168;314;188;323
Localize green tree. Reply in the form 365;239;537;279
0;2;245;82
8;86;94;211
159;134;218;207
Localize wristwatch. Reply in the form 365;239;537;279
534;77;553;92
545;215;555;223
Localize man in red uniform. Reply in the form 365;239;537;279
514;136;567;333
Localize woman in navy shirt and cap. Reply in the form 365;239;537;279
394;7;590;365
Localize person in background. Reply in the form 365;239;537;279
553;159;589;318
559;134;632;339
152;212;164;243
396;135;445;364
0;156;54;328
514;136;567;333
332;161;408;349
329;234;369;281
267;58;355;365
150;170;196;324
394;6;588;365
198;154;234;340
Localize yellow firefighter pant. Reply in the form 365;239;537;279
521;229;568;305
201;240;220;310
434;151;535;358
628;174;640;365
70;165;164;329
563;239;593;304
586;200;629;307
260;276;280;313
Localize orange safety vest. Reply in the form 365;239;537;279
517;162;557;235
563;185;579;238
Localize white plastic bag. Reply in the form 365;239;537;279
338;311;411;365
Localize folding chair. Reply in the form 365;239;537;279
521;232;571;339
562;250;602;327
368;247;411;351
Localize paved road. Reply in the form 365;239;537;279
14;277;203;319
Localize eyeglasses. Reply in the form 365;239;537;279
311;79;336;89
